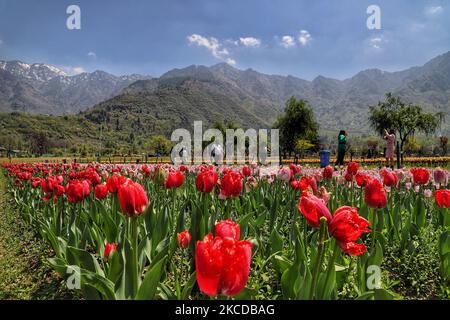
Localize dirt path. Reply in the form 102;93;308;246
0;171;75;299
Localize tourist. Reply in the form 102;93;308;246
334;130;347;168
383;129;396;169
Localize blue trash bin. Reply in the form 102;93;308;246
319;150;330;168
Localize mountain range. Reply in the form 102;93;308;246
1;52;450;137
0;60;150;114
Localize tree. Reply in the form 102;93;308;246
294;138;314;160
80;144;88;157
404;137;421;155
29;132;52;155
369;93;445;153
0;134;21;154
144;135;172;155
273;97;319;157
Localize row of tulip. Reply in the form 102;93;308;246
1;161;449;299
283;157;450;166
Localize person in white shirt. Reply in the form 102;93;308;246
211;143;223;165
181;147;188;164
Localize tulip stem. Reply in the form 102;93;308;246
321;240;339;299
351;179;354;206
129;217;140;298
309;217;327;300
370;209;378;251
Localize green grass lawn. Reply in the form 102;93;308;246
0;172;77;300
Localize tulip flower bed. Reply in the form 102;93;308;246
0;162;449;300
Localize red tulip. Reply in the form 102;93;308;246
215;219;240;241
355;173;369;187
31;178;41;189
117;179;149;217
242;165;252;177
65;179;91;203
290;164;300;175
344;171;353;182
337;241;368;256
69;170;78;180
222;167;231;175
323;166;333;179
410;168;430;185
219;171;243;198
306;176;317;195
106;175;127;193
177;230;192;248
297;177;309;190
195;233;252;297
104;243;118;259
141;165;151;176
196;167;218;193
381;170;397;187
56;174;64;184
94;183;109;200
41;176;60;193
18;172;31;180
112;166;121;173
290;179;302;190
291;176;317;194
54;184;66;197
347;162;359;175
164;170;184;189
91;171;101;186
297;191;332;228
364;178;387;209
435;189;450;208
80;168;101;186
329;206;370;256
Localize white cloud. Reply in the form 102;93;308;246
187;34;235;65
368;36;388;50
225;58;236;66
72;67;86;74
298;30;312;46
370;37;382;49
87;51;97;59
425;6;443;16
239;37;261;47
61;66;87;75
280;35;295;48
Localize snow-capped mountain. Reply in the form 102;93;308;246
0;60;68;82
0;59;150;114
1;52;450;134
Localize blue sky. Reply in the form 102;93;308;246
0;0;449;80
